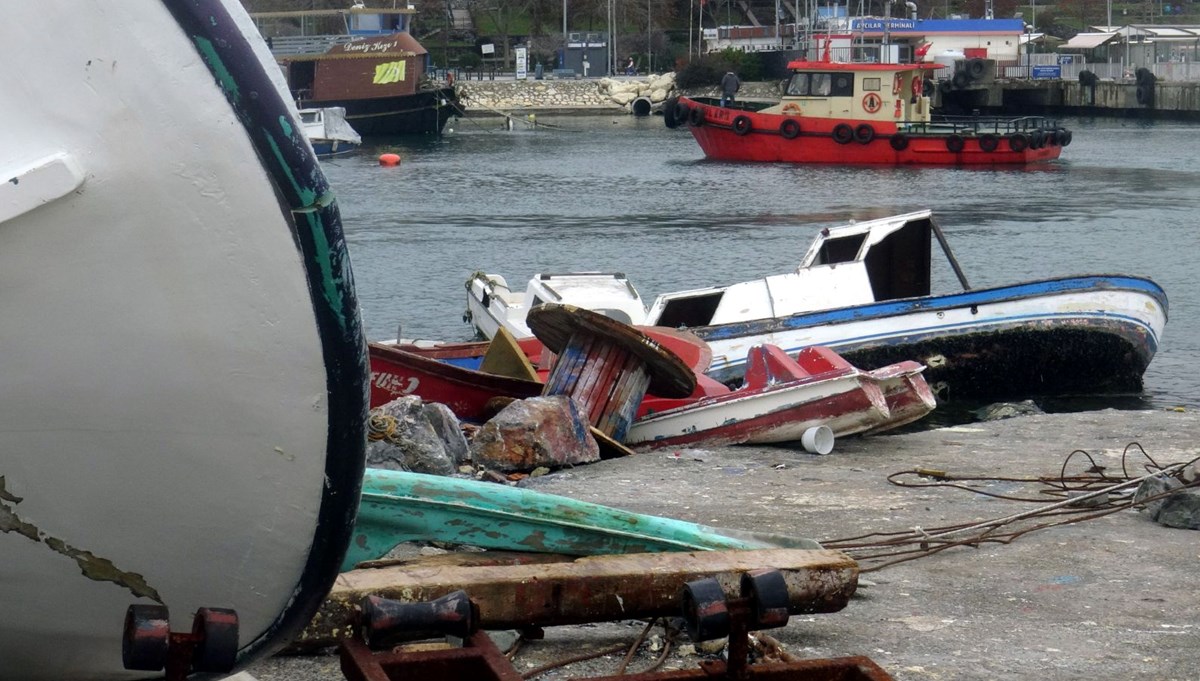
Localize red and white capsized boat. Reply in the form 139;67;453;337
666;59;1071;165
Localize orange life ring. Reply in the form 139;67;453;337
781;102;802;116
911;75;922;96
862;93;882;114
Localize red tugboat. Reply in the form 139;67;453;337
666;60;1071;165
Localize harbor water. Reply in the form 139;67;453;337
320;114;1199;411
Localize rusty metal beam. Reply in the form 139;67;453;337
289;549;857;653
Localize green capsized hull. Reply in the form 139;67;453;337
343;469;820;570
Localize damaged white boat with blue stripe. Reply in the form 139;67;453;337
649;211;1167;399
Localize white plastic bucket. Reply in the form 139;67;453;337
800;425;834;455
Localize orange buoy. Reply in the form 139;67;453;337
378;153;401;167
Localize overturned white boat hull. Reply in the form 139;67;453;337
1;2;368;679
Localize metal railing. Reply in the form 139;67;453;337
915;115;1064;135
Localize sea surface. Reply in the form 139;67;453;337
319;114;1199;413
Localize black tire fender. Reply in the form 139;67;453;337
978;133;999;152
1136;84;1153;106
732;115;752;135
967;58;987;79
890;133;909;151
688;105;705;127
779;118;801;139
854;123;875;144
945;134;964;153
832;123;854;144
663;98;679;129
1008;132;1029;152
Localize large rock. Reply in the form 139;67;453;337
1134;473;1183;520
1154;489;1200;529
469;396;600;472
649;72;676;91
1137;474;1200;530
422;401;470;466
612;91;638;106
366;396;457;476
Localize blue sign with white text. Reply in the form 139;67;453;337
1032;65;1062;79
854;18;918;32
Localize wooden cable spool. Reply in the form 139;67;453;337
527;304;695;447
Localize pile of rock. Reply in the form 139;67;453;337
367;395;600;482
457;73;678;112
596;72;677;106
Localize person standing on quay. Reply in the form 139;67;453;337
720;70;740;107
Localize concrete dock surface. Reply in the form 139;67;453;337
249;408;1200;681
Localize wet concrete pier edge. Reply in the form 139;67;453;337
252;408;1200;680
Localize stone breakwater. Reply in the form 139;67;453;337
456;74;782;114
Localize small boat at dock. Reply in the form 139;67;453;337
299;106;362;157
465;271;647;340
665;59;1071;165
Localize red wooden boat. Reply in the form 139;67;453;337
370;327;714;420
369;342;542;420
665;60;1071;166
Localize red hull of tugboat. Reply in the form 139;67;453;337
679;98;1065;165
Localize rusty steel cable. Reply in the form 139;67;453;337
517;617;677;679
617;618;679;676
520;641;630;679
615;618;660;675
821;443;1200;573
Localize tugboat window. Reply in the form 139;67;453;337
786;73;810;95
831;74;854;96
863;77;881;91
811;73;832;96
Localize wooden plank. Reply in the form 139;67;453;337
289;549;858;653
479;327;541;382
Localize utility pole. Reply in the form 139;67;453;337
883;1;894;63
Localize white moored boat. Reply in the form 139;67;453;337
1;2;368;679
298;106;362;157
465;271;647;339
